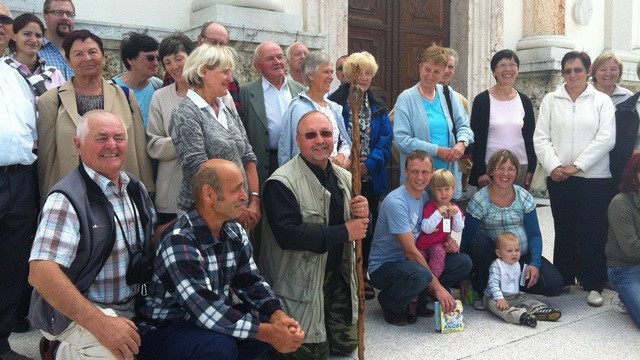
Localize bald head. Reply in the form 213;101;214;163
192;158;241;204
198;22;229;46
0;3;13;52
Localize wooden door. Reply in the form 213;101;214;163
348;0;450;190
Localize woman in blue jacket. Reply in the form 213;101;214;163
329;51;392;299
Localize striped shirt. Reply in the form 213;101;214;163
30;165;149;304
139;209;282;338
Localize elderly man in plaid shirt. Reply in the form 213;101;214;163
137;158;304;360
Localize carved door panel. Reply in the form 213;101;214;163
349;0;450;190
348;0;450;109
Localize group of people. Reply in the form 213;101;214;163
1;0;639;359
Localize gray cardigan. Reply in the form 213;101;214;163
607;191;640;267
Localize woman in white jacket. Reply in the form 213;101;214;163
533;51;616;308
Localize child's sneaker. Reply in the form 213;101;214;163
533;308;561;321
473;299;485;310
519;313;537;327
612;294;628;314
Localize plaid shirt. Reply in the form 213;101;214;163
38;39;74;80
139;209;282;338
30;165;151;304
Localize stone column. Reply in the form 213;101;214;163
450;0;503;104
515;0;573;113
604;0;640;83
304;0;349;76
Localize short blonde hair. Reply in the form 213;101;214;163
429;169;456;192
419;43;448;68
183;44;236;89
342;51;379;81
495;232;519;250
591;51;623;84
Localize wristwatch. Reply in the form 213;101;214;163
250;192;260;198
457;140;468;147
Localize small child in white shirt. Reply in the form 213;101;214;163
483;232;561;327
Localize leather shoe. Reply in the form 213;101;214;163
11;318;30;333
379;298;407;326
39;337;58;360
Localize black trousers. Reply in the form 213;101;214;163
0;164;36;353
547;176;611;292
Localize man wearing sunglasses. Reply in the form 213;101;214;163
40;0;75;80
261;111;369;359
113;31;163;128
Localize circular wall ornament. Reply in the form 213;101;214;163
574;0;593;26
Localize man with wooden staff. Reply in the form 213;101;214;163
260;111;369;359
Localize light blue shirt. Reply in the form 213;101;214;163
368;185;429;273
262;76;293;149
39;38;74;80
113;77;161;128
0;62;37;166
421;93;449;170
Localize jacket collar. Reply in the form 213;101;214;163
329;83;387;113
617;92;640;112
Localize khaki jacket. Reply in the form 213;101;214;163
260;155;358;344
37;78;154;199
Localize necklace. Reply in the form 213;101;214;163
418;83;435;101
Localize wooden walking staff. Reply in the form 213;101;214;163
347;65;366;360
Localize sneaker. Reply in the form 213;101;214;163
562;285;572;293
612;294;628;314
473;299;485;310
416;302;435;317
406;299;418;324
587;290;603;307
0;350;34;360
519;313;537;327
379;297;407;326
533;308;562;321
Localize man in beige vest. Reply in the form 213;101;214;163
260;111;369;359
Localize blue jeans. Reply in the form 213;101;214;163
608;265;640;328
138;322;271;360
369;253;471;314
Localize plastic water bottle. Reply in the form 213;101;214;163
466;286;475;305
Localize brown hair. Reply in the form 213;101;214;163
419;43;448;68
486;149;520;178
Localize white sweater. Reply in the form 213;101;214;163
533;83;615;178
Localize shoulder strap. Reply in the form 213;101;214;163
110;81;134;113
442;85;457;141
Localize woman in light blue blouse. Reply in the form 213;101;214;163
393;43;473;200
460;149;563;302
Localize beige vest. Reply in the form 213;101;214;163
260;155;358;343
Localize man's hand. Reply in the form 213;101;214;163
87;316;141;360
443;235;459;254
432;285;456;313
345;218;369;241
496;298;509;310
525;265;540;288
459;279;471;301
258;310;305;354
348;195;369;219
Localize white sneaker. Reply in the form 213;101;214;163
587;290;603;307
612;294;628;314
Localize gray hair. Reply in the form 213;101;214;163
76;110;127;141
302;51;331;85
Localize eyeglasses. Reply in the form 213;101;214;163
299;131;333;140
494;166;517;174
138;54;160;62
497;63;518;70
200;35;226;46
562;67;585;75
336;65;343;71
47;10;75;18
0;15;13;24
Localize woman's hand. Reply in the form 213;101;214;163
524;172;534;190
477;175;492;188
436;146;452;161
550;166;568;182
237;197;261;229
330;153;351;169
359;156;369;176
524;265;540;288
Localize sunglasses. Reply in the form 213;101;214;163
0;15;13;25
299;130;333;140
562;67;585;75
139;54;160;62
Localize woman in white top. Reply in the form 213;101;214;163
146;33;195;223
469;49;536;190
533;51;616;308
591;51;633;107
